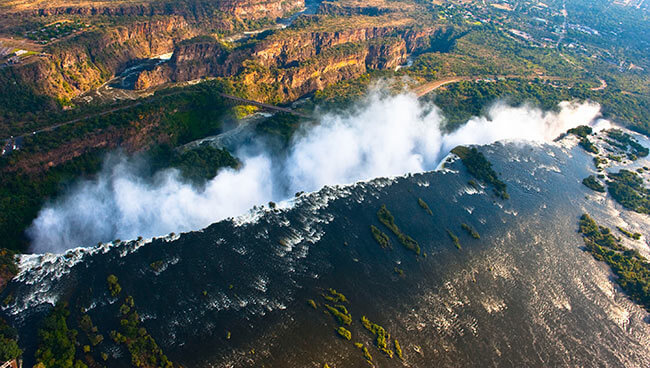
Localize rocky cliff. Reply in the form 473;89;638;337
134;21;442;101
317;0;410;17
3;15;198;102
239;37;409;101
0;0;306;106
13;0;304;21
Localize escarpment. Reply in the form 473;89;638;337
2;16;198;101
237;37;408;102
0;0;306;104
10;0;305;22
317;0;411;17
135;21;447;102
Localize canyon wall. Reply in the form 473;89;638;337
1;0;306;104
14;0;304;21
5;16;197;101
134;24;445;102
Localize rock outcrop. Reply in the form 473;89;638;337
134;21;445;102
0;0;306;104
13;0;304;22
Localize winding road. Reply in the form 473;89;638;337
414;74;570;97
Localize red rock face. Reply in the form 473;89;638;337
2;1;307;100
216;0;305;20
132;23;440;102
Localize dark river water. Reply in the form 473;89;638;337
2;140;649;367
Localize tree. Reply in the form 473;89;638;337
0;336;22;361
35;303;87;368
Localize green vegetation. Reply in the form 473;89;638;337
361;316;393;358
417;198;433;215
567;125;593;138
377;205;421;255
0;317;21;362
255;112;302;145
165;144;239;183
24;20;89;43
313;73;374;110
110;295;173;368
578;214;650;312
377;205;401;235
150;261;164;272
446;229;461;250
461;223;480;239
606;170;650;214
426;72;650;138
0;81;237;252
355;343;373;363
325;304;352;326
593;156;607;170
324;288;347;303
579;137;599;154
336;326;352;340
308;299;317;309
35;303;87;368
607;154;623;163
616;226;642;240
606;130;649;158
107;274;122;297
394;339;403;360
582;175;606;193
451;146;508;199
78;314;103;347
370;225;391;249
0;248;18;293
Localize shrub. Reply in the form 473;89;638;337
336;327;352;340
582;175;606;192
107;274;122;297
451;146;508;199
447;229;461;250
377;205;421;255
325;304;352;325
461;223;480;239
370;225;391;248
417;198;433;215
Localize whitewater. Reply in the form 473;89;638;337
27;89;609;253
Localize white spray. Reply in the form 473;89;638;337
27;90;607;253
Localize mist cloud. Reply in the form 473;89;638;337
28;90;606;253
